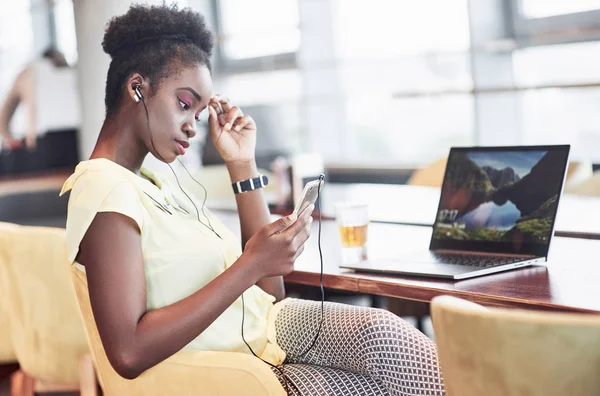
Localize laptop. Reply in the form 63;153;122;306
341;145;571;280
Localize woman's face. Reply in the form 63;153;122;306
142;64;213;163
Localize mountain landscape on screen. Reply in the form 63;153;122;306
434;150;565;244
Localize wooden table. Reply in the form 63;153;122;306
214;210;600;314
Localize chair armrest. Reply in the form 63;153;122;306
132;350;286;396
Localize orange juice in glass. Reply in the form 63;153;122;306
335;202;369;264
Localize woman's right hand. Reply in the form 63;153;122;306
242;204;315;279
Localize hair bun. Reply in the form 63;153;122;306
102;4;213;59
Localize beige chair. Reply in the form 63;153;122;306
0;224;17;366
564;160;594;190
0;224;96;395
565;169;600;196
431;295;600;396
70;254;286;396
407;157;448;187
0;304;16;364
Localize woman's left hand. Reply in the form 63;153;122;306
207;95;256;164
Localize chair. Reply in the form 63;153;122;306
407;157;448;187
0;223;18;371
564;169;600;196
70;258;286;396
0;224;96;395
564;160;593;190
0;302;16;364
431;296;600;396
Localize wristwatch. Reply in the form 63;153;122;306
232;174;269;194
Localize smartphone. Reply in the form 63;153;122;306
293;179;324;215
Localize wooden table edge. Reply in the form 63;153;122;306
285;269;600;314
284;270;361;292
357;278;600;314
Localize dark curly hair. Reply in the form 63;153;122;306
102;4;213;116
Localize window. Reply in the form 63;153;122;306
344;94;474;165
512;0;600;45
519;88;600;161
210;0;600;169
332;0;473;165
336;0;470;59
0;1;34;66
216;0;300;64
509;3;600;162
513;41;600;86
512;41;600;161
52;0;78;65
519;0;600;18
0;0;34;138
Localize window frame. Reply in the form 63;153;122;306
211;0;299;73
510;0;600;46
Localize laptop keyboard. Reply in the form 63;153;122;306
432;253;524;268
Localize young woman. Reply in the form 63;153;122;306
61;5;445;395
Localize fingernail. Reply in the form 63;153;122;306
235;125;241;131
224;122;231;129
289;213;298;222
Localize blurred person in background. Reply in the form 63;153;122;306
0;47;80;175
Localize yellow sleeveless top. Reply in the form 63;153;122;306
60;158;286;365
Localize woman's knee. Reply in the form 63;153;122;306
374;307;404;325
357;307;431;349
357;308;402;339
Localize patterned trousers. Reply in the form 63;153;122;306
271;299;445;396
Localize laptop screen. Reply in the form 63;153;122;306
430;145;570;257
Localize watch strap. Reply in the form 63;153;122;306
232;174;269;194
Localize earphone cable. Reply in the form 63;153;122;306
292;176;325;361
167;163;222;239
141;97;221;239
240;293;297;396
139;96;326;395
175;158;220;237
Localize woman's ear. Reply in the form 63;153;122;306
127;73;145;103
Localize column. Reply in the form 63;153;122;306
73;0;163;160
